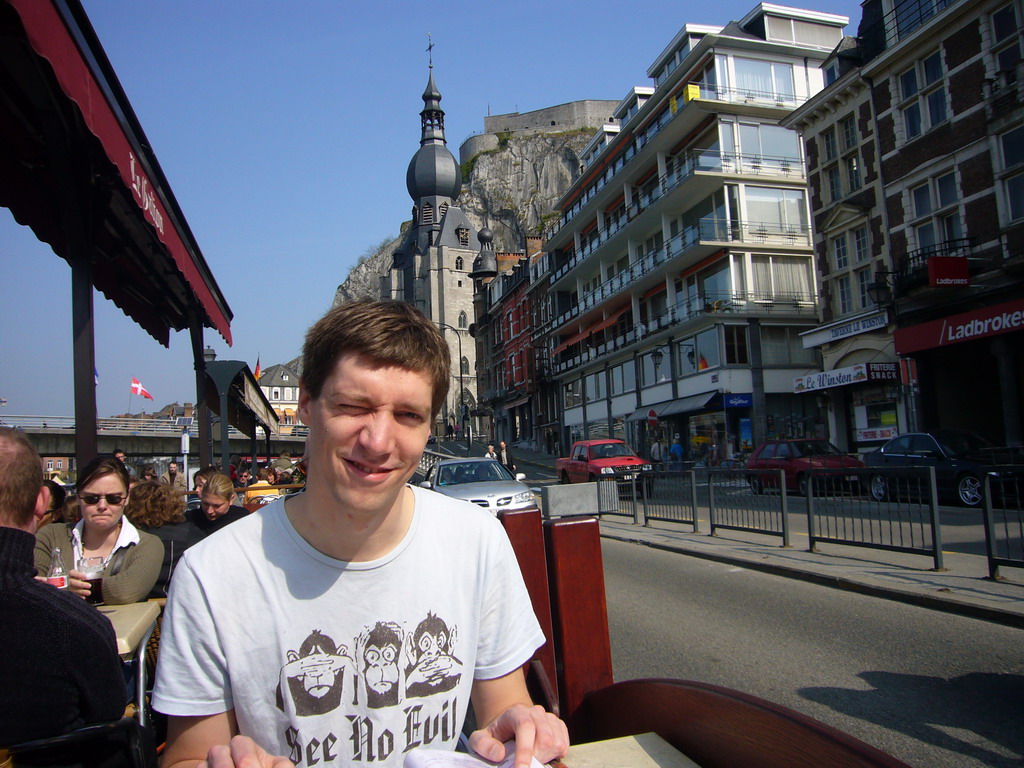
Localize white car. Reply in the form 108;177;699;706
420;458;539;515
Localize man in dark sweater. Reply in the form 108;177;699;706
0;428;126;743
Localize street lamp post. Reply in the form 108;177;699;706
435;321;470;453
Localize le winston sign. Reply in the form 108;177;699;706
793;363;898;393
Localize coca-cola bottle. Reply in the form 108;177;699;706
45;547;68;589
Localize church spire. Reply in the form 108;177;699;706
420;36;446;145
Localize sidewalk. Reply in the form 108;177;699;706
470;440;1024;629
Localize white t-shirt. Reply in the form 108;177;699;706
153;487;544;768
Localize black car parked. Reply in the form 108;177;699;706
862;430;1021;508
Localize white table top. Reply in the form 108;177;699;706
562;733;701;768
98;601;161;655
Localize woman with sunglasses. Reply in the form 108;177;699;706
35;455;164;604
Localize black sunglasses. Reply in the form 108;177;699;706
79;493;126;506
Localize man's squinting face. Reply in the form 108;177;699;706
298;353;432;516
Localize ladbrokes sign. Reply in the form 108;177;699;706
895;299;1024;354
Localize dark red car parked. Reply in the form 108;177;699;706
746;439;865;496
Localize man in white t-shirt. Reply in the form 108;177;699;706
154;300;568;768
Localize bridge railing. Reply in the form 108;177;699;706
0;414;287;439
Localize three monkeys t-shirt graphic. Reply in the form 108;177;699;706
277;613;463;717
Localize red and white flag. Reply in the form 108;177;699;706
130;377;154;400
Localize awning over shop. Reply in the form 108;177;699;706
659;391;718;417
2;0;232;344
1;0;234;463
626;401;671;422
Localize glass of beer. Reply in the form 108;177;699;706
78;556;105;605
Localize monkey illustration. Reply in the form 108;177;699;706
358;621;404;709
276;630;353;716
404;613;462;698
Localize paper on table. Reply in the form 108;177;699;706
404;742;545;768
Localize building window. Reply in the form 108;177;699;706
840;115;857;151
856;267;873;308
827;166;842;201
563;379;582;409
910;171;962;252
282;374;289;381
457;228;470;247
609;361;636;395
421;203;434;224
993;5;1022;81
822;128;837;161
461;356;470;376
272;388;280;400
1001;126;1024;220
834;275;852;315
439;202;449;219
57;460;63;470
832;234;849;271
853;226;870;262
724;325;749;364
46;460;53;471
585;371;607;402
846;156;862;191
899;51;947;141
455;256;464;270
761;326;818;365
458;310;468;329
284;387;292;401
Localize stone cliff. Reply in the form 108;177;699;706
333;128;591;304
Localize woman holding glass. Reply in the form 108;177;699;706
35;456;164;604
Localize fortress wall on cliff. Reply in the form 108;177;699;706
460;100;618;165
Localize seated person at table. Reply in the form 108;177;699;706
188;472;248;537
36;456;164;605
243;467;280;505
154;299;568;768
127;480;204;599
38;478;67;528
0;428;125;743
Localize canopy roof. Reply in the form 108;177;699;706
0;0;232;345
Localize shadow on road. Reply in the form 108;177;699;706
800;670;1024;766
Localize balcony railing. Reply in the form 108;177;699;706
859;0;965;61
548;145;802;252
899;237;975;274
551;219;811;328
551;289;817;374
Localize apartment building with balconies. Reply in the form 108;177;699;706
543;4;848;462
784;0;1024;450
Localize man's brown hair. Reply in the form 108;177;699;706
0;427;44;527
126;480;185;528
301;300;451;417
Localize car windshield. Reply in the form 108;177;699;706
591;443;637;459
791;440;843;457
934;431;995;457
436;460;515;486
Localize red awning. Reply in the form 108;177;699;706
590;304;630;333
6;0;231;344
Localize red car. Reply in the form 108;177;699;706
746;439;864;496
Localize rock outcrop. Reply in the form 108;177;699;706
334;128;592;302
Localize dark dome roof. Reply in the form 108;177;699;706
406;143;462;201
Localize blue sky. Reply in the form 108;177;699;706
1;0;862;418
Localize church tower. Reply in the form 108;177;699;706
385;64;480;435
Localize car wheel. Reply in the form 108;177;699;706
748;475;763;495
957;473;983;508
588;474;598;483
869;474;888;502
559;471;570;485
797;474;809;497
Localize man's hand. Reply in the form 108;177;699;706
201;735;294;768
468;703;569;768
